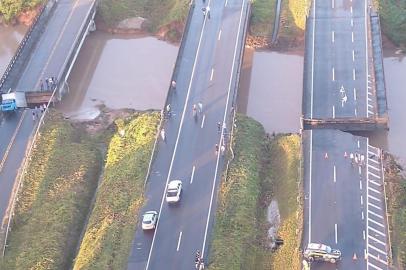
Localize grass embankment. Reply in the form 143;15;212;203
385;155;406;268
0;0;43;22
73;112;160;270
98;0;189;31
0;112;101;270
208;114;302;270
250;0;277;37
375;0;406;47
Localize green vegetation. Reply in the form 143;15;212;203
375;0;406;47
250;0;277;36
73;112;160;270
278;0;310;41
0;0;43;22
0;112;101;270
208;114;302;270
98;0;189;31
385;155;406;268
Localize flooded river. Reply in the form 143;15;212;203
0;25;27;75
57;32;178;119
239;48;303;134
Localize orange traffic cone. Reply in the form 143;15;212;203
325;152;328;159
344;151;348;158
353;253;357;260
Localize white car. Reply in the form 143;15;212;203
142;211;158;230
166;180;182;203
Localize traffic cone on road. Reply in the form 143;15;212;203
325;152;328;159
353;253;357;260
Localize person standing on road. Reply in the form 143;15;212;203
32;110;36;121
166;104;171;118
220;144;225;155
40;80;44;91
206;6;210;19
161;129;166;142
217;122;221;133
215;143;219;154
171;80;176;90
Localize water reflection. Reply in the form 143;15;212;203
242;50;303;134
58;32;178;119
0;25;27;75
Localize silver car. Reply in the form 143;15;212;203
166;180;182;203
142;211;158;230
303;243;341;263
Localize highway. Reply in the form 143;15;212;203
127;0;249;269
302;0;390;270
0;0;94;237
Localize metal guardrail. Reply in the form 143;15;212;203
0;0;57;93
144;0;196;188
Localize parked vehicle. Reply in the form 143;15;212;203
303;243;341;263
0;90;54;113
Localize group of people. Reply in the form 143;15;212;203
349;152;365;166
40;77;57;91
31;104;47;121
195;250;205;269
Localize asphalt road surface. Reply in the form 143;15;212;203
0;0;94;232
126;0;249;269
302;0;390;270
303;0;377;120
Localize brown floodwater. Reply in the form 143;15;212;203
57;32;178;119
239;48;304;134
0;25;27;76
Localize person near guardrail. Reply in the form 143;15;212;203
45;77;49;90
40;79;44;91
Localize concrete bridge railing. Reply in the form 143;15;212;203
0;0;57;93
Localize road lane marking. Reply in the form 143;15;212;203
369;180;381;187
0;110;26;173
332;0;334;8
361;195;363;205
368;253;388;265
332;67;335;81
332;31;335;43
353;68;356;80
369;158;379;164
368;186;381;194
335;223;338;243
369;226;386;237
145;2;212;266
351;18;354;27
202;0;246;257
350;6;353;13
369;243;387;255
333;165;336;182
359;166;362;175
218;29;222;40
368;203;381;210
363;230;366;240
352;50;355;61
368;210;383;219
362;211;364;220
360;180;363;190
364;0;369;118
368;171;381;179
369;235;386;246
332;106;335;118
176;231;183;251
225;0;228;7
354;88;357;101
355;108;357;116
352;32;354;43
368;194;381;202
368;164;380;172
201;114;206;128
368;262;384;270
368;218;384;228
358;140;360;148
190;166;196;184
210;68;214;81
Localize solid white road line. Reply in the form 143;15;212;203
201;0;246;257
218;29;222;40
210;68;214;81
369;235;386;246
332;31;335;43
201;114;206;128
145;1;211;266
335;223;338;244
332;67;335;81
368;210;383;219
333;165;336;182
368;218;385;228
369;243;387;255
352;50;355;61
176;231;183;251
369;226;386;237
332;106;335;118
190;166;196;184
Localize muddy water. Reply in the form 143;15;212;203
240;48;304;134
380;54;406;161
0;25;27;75
58;32;178;119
